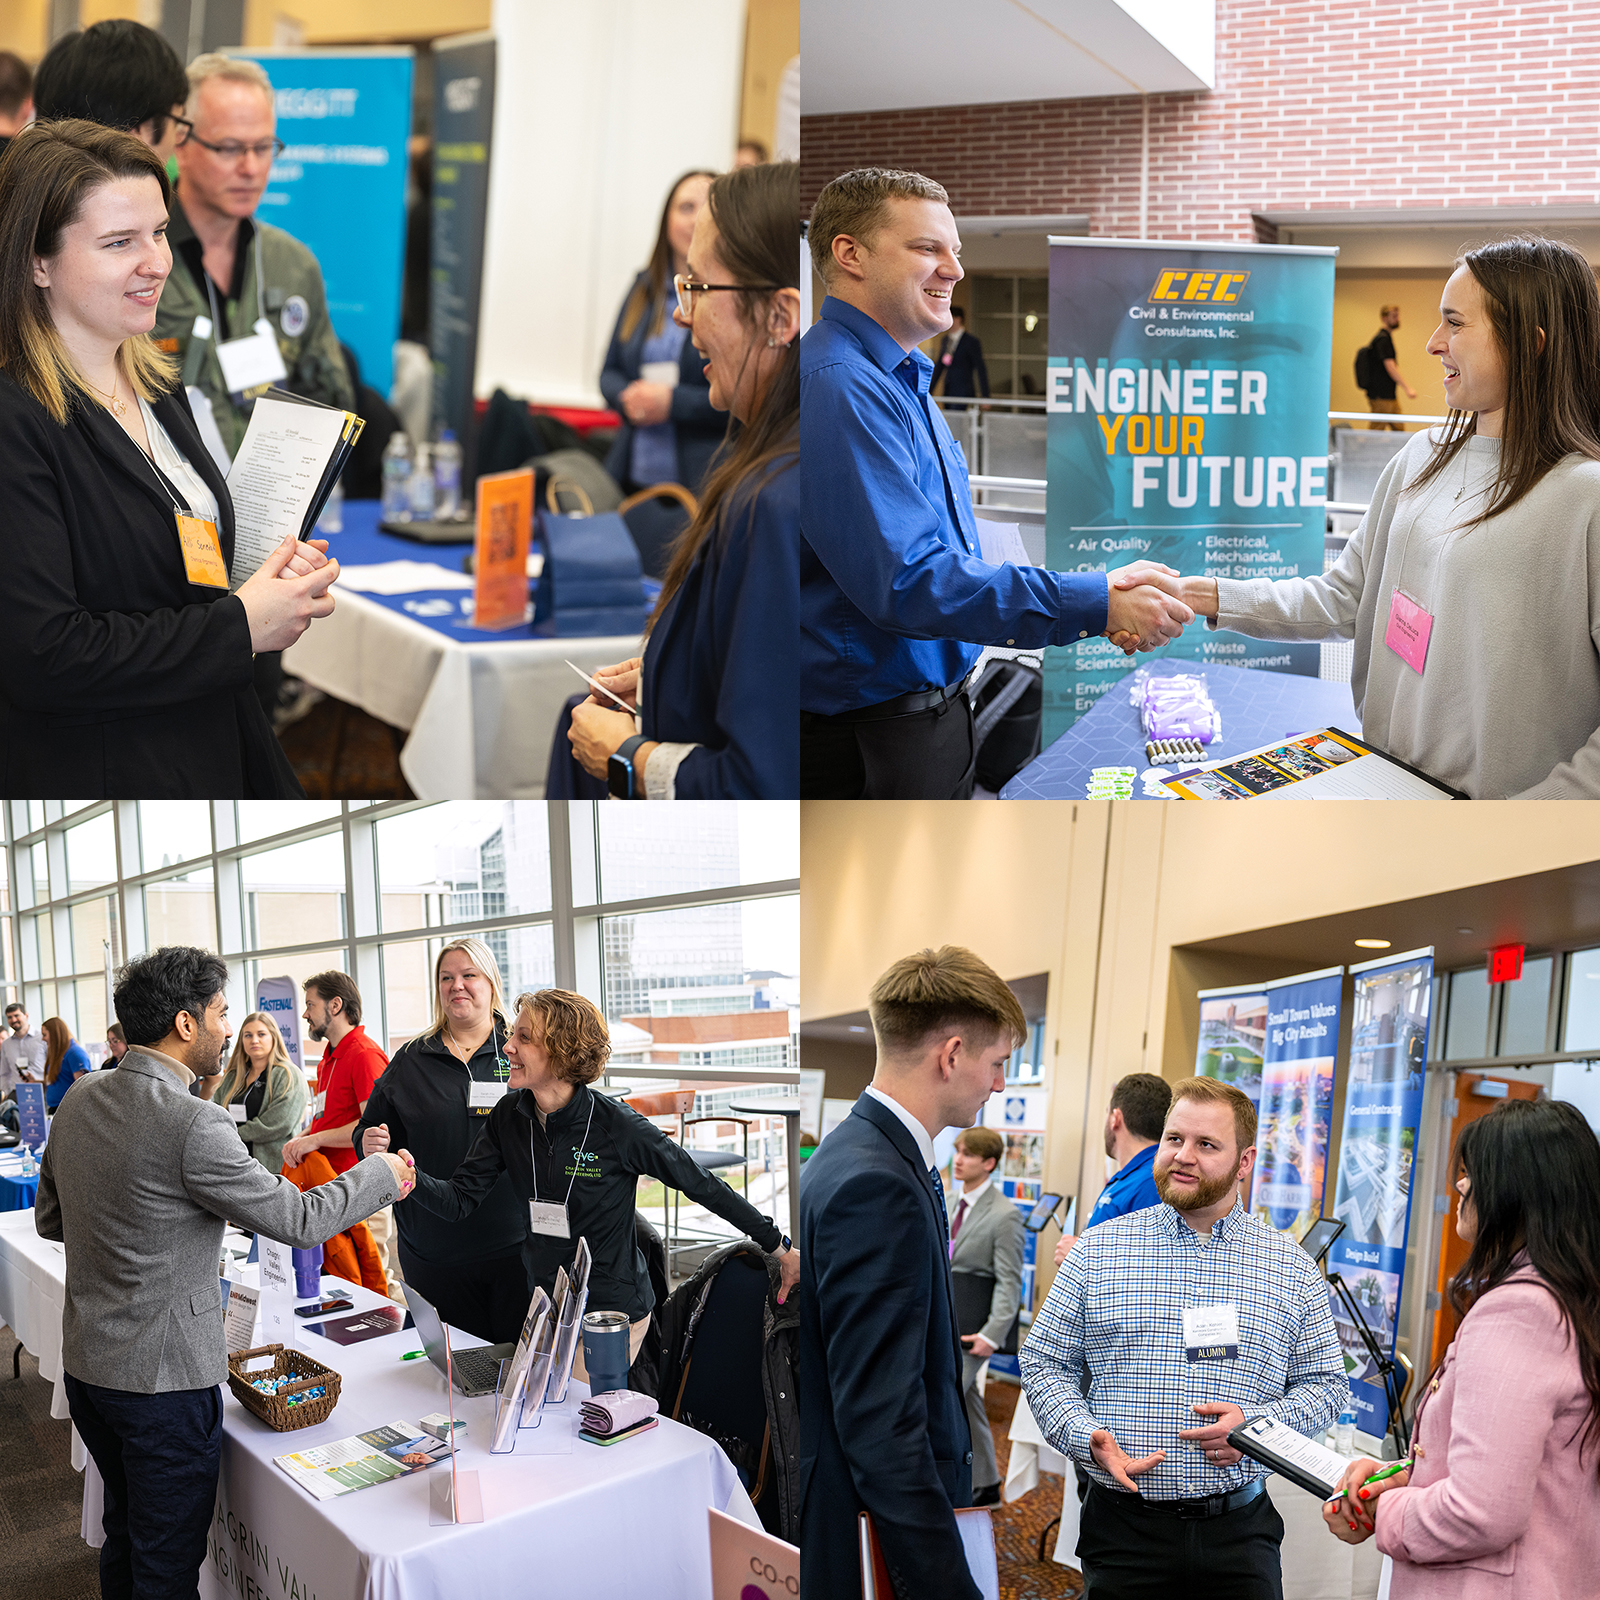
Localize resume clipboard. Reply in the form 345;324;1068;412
1227;1415;1349;1499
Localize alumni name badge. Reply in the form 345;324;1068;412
1182;1302;1240;1362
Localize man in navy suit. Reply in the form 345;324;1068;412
799;945;1027;1599
935;306;989;406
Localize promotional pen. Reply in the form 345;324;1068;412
400;1350;427;1361
1361;1459;1412;1488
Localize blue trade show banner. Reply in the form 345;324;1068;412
16;1081;47;1149
1042;237;1338;745
1327;948;1434;1435
239;49;414;395
1253;967;1342;1238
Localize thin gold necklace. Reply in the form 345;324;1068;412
84;372;128;420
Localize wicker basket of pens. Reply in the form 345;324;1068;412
227;1343;341;1432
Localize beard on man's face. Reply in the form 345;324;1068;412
1154;1159;1237;1213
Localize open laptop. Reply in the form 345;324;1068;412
401;1284;515;1396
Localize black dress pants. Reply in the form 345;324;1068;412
800;692;976;799
398;1242;531;1345
65;1372;223;1600
1078;1482;1285;1600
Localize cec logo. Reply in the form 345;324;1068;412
1148;269;1250;304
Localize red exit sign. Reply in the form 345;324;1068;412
1488;944;1525;983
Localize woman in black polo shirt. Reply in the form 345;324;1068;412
355;937;527;1344
407;987;798;1370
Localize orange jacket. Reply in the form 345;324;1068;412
281;1148;389;1295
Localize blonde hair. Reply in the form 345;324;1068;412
0;119;178;426
420;937;508;1042
808;167;950;286
514;989;611;1085
185;53;274;119
220;1011;294;1114
1167;1075;1258;1153
868;945;1027;1057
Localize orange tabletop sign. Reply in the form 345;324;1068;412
471;468;534;630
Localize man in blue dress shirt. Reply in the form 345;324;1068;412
800;167;1196;798
1054;1071;1171;1265
1022;1077;1349;1597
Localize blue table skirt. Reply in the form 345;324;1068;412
0;1168;39;1211
1002;660;1359;800
322;500;658;644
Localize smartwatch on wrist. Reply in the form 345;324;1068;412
607;733;648;800
776;1234;792;1255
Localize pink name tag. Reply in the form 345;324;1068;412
1385;587;1434;674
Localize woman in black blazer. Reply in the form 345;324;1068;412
598;169;728;495
0;121;337;798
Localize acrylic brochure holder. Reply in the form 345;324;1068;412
490;1285;554;1453
546;1238;592;1406
429;1321;484;1525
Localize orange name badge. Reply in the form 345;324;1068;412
175;512;229;589
472;467;535;630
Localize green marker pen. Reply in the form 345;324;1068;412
400;1350;427;1361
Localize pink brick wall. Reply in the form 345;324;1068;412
800;0;1600;239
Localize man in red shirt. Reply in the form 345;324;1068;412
282;973;397;1291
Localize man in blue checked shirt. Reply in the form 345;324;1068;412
1021;1076;1349;1598
800;167;1197;799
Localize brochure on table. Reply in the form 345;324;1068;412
275;1415;461;1501
1163;728;1458;800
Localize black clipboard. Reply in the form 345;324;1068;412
1227;1417;1344;1499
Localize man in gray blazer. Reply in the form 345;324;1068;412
949;1123;1025;1506
36;945;417;1600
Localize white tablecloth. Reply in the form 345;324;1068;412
0;1207;87;1469
283;590;638;799
79;1264;759;1600
1005;1390;1387;1597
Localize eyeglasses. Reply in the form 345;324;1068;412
673;272;782;318
173;118;286;163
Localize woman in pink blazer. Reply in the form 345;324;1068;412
1322;1098;1600;1598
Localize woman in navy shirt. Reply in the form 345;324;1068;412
42;1017;92;1111
598;169;725;496
569;160;800;798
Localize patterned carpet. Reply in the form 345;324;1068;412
0;1328;101;1600
278;692;416;798
985;1379;1086;1599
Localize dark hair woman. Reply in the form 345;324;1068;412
408;987;797;1377
1322;1098;1600;1597
0;120;338;797
1164;235;1600;798
598;169;726;495
569;160;800;798
42;1017;92;1110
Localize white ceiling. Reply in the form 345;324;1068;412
801;0;1214;117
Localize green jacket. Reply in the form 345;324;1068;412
214;1059;309;1175
154;190;355;460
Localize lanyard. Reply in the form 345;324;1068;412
530;1092;595;1215
203;228;267;342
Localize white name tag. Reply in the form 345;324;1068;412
640;360;680;387
528;1200;571;1239
1182;1302;1240;1362
215;318;289;397
468;1080;507;1111
311;1091;327;1120
229;1104;248;1123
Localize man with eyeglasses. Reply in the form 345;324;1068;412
155;52;355;464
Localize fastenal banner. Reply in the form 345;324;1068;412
1254;968;1342;1238
1042;237;1338;744
256;975;306;1073
1327;948;1434;1435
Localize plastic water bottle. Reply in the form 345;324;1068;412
317;476;343;534
409;441;435;520
433;429;462;519
1335;1408;1357;1455
381;432;413;519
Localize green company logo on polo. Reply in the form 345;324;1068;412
566;1149;601;1178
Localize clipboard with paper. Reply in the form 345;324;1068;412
224;387;366;587
1227;1415;1351;1498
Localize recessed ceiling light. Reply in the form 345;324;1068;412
847;1025;867;1032
1456;927;1474;935
1354;938;1392;949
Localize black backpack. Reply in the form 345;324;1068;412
1355;339;1378;394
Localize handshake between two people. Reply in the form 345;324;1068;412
1103;563;1221;656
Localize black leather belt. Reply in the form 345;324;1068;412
802;671;975;726
1107;1478;1266;1519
